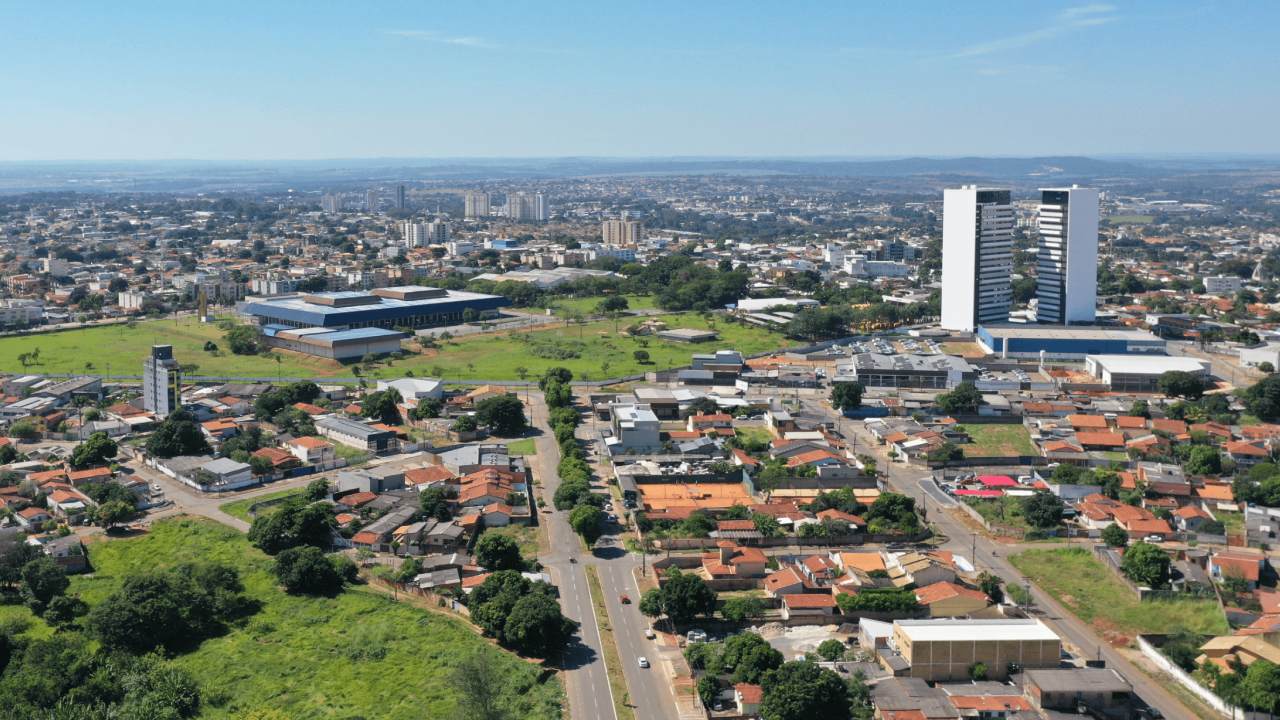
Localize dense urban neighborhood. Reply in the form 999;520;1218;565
2;158;1280;720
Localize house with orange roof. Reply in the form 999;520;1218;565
1068;414;1110;431
1225;440;1269;467
46;488;92;519
251;447;302;473
733;683;763;717
200;418;240;442
763;566;806;597
1074;431;1126;450
1191;422;1233;441
1150;418;1189;437
831;551;887;575
731;448;761;469
292;401;328;416
66;466;112;487
458;482;512;508
404;465;456;489
700;542;767;580
1209;550;1268;589
479;502;514;527
1114;415;1148;431
913;580;990;617
283;435;337;468
1172;504;1213;532
779;592;836;620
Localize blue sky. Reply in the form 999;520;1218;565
1;1;1276;160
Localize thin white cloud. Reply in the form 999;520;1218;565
948;4;1116;59
382;30;497;49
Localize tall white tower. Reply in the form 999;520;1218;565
1034;186;1098;325
941;186;1015;332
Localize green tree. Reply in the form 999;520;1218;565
303;478;330;501
759;661;852;720
816;639;845;662
475;395;528;436
1184;445;1223;476
224;324;261;355
936;381;981;415
1241;659;1280;715
830;381;864;412
835;588;920;614
475;532;524;571
721;596;765;623
21;556;69;613
502;592;578;658
568;503;604;545
42;594;88;628
69;431;118;468
977;571;1003;604
1101;523;1129;548
145;410;211;458
452;415;479;433
361;388;403;425
8;419;38;440
648;568;717;623
87;562;246;653
1021;493;1064;529
419;485;452;520
273;546;344;596
721;631;784;683
866;492;919;535
1158;370;1206;400
95;499;139;530
633;349;650;364
247;499;335;555
1121;542;1171;588
1128;399;1150;418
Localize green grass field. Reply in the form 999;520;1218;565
965;496;1033;533
1011;547;1228;640
64;517;562;720
505;438;537;456
218;487;304;522
955;424;1037;458
547;294;657;317
0;310;786;382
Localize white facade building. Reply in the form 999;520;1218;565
1204;275;1244;295
941;187;1014;331
602;219;643;246
464;191;490;219
1034;186;1098;325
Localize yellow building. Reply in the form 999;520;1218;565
889;619;1061;681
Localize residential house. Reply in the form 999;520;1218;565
913;581;990;618
780;593;837;621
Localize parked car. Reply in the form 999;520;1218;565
644;627;655;639
637;657;650;669
686;629;708;643
1144;535;1164;543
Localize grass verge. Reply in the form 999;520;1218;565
1010;547;1228;641
585;565;636;720
218;487;304;522
506;438;537;456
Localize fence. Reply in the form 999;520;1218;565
1135;635;1267;720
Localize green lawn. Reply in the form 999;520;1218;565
955;424;1036;458
219;488;305;522
505;438;537;456
334;444;370;466
0;315;343;378
0;311;786;382
965;496;1033;533
547;294;657;317
481;524;542;560
1010;547;1228;639
66;518;562;720
733;426;774;448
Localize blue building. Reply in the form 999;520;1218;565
975;324;1165;360
240;286;507;331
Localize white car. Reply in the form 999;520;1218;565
1144;535;1164;543
644;627;656;639
637;657;650;668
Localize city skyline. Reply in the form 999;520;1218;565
3;2;1279;160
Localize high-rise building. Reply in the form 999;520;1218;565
464;191;490;219
941;186;1015;332
365;189;378;212
320;193;341;214
1034;186;1098;325
602;219;643;246
506;192;547;222
399;221;426;247
143;345;181;418
395;184;407;210
426;220;450;244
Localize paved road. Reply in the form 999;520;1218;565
527;392;682;720
801;398;1199;720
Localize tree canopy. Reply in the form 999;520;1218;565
759;661;852;720
1121;542;1171;588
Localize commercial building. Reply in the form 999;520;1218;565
941;187;1014;331
1240;343;1280;370
241;287;506;331
1204;275;1244;295
1085;354;1211;392
262;326;406;360
0;299;44;328
602;219;643;246
834;353;975;390
605;403;661;454
316;416;398;453
400;220;449;248
887;618;1061;681
464;191;491;219
143;345;181;417
1034;186;1098;325
976;324;1166;360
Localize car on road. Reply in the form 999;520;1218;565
637;657;649;669
1144;535;1164;543
619;594;631;604
686;629;708;643
644;627;655;639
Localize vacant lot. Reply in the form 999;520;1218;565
66;517;562;720
219;487;305;522
965;496;1033;534
0;311;786;381
956;424;1036;458
1011;547;1228;641
548;294;657;317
